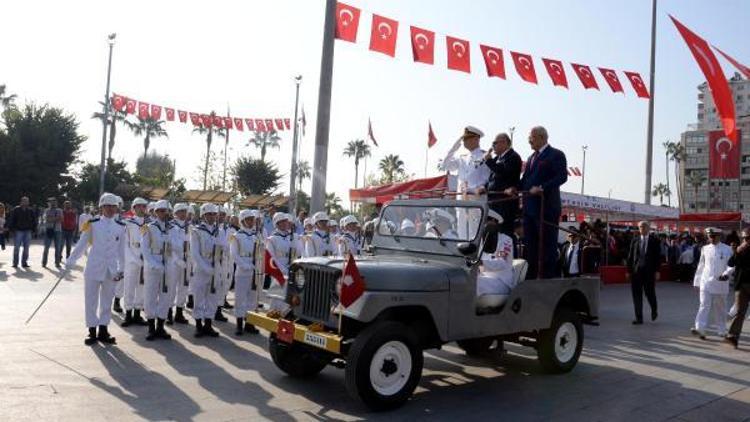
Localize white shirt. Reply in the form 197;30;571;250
123;216;146;266
266;231;303;276
230;228;258;275
169;219;190;269
441;145;491;194
190;222;220;276
304;229;336;257
478;233;515;295
693;242;733;294
141;219;172;272
567;241;580;275
66;216;127;280
337;231;362;256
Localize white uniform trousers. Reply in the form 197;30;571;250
122;261;144;310
456;193;485;239
234;271;258;318
114;275;124;299
143;268;173;320
695;289;728;335
85;272;117;328
192;271;222;320
170;262;189;308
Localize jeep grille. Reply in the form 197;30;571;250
301;266;340;322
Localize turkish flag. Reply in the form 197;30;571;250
111;94;126;111
255;119;266;132
480;45;505;78
265;119;275;132
339;253;365;308
234;118;244;131
138;102;150;119
264;250;286;286
246;118;255;131
511;52;537;84
275;118;284;131
189;113;200;126
542;58;568;88
623;71;650;99
284;118;291;130
709;130;741;179
598;68;624;93
213;115;224;128
165;108;175;121
223;117;233;129
178;110;187;123
714;46;750;79
428;121;437;148
369;14;398;57
671;15;736;142
410;26;435;64
446;36;471;73
150;104;162;120
200;114;212;128
571;63;599;90
125;98;136;114
367;118;378;147
335;2;360;43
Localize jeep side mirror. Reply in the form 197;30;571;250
457;242;477;256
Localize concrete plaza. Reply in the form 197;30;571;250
0;243;748;421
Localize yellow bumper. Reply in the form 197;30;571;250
247;311;342;355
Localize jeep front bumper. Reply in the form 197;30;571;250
247;311;343;355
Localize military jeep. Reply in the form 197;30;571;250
248;199;600;410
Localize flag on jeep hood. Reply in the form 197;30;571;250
264;250;286;286
340;253;365;308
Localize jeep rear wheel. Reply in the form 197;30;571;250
345;321;423;411
269;334;331;378
537;309;583;373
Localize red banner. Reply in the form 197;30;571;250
714;46;750;79
234;117;244;131
125;98;136;114
165;107;175;121
446;36;471;73
178;110;187;123
150;104;162;120
369;14;398;57
335;2;360;43
246;119;255;131
274;118;284;131
480;45;505;78
571;63;599;90
255;119;266;132
189;113;200;126
223;117;233;130
623;71;650;98
284;118;291;130
138;102;150;119
709;130;741;179
599;68;624;93
200;114;212;128
265;119;275;132
511;52;537;84
410;26;435;64
542;58;568;88
111;94;126;111
428;122;437;148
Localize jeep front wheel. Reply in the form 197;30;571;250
537;309;583;373
269;334;330;378
345;321;423;411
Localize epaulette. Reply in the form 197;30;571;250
89;217;101;223
125;218;143;227
140;225;149;235
81;218;96;232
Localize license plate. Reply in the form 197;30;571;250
276;319;294;344
303;331;327;349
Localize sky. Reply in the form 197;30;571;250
1;0;748;207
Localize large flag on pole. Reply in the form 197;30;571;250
670;15;737;143
713;46;750;80
428;121;437;148
367;118;379;146
708;130;741;179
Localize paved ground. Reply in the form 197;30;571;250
0;242;748;422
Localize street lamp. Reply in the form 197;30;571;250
581;145;588;195
289;75;302;214
98;33;116;198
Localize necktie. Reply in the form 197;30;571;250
528;151;539;169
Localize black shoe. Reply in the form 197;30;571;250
194;319;205;338
214;308;228;322
166;308;174;326
174;307;189;324
55;262;62;268
235;318;244;336
203;319;219;337
724;336;739;349
23;264;31;268
97;325;116;344
632;319;643;325
120;310;134;327
12;264;18;268
85;327;98;345
133;310;147;326
651;310;658;321
244;324;259;334
146;319;157;341
156;319;171;340
186;295;194;309
223;299;234;310
113;298;123;314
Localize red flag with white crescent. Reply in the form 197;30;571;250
234;117;244;131
200;114;212;128
265;119;274;132
223;117;233;130
284;118;291;130
339;253;365;308
571;63;599;90
275;118;284;131
428;121;437;148
623;71;650;99
138;102;150;119
542;58;568;88
150;104;162;120
598;68;624;93
264;250;286;286
189;113;200;126
111;94;126;111
511;52;537;84
410;26;435;65
256;119;266;132
165;108;175;121
246;118;255;131
125;98;136;114
708;130;741;179
480;45;505;78
446;36;471;73
367;118;378;147
369;14;398;57
213;115;224;128
671;15;736;142
713;46;750;79
178;110;187;123
335;2;360;43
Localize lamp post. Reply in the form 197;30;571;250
98;33;116;198
581;145;588;195
289;75;302;214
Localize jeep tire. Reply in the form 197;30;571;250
269;334;330;378
537;309;583;373
345;321;423;411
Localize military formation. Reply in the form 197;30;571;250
65;192;363;345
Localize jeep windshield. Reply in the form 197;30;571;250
376;204;483;242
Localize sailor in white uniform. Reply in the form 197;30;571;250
337;215;362;256
168;202;191;325
266;212;303;313
692;227;733;339
477;211;515;296
65;193;127;345
439;126;490;239
229;209;260;335
424;208;459;240
141;200;175;341
214;206;232;322
121;197;149;327
189;203;221;338
304;212;336;257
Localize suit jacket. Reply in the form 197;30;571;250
485;148;522;193
627;234;662;275
560;241;584;277
729;245;750;288
519;145;568;219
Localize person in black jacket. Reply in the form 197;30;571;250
726;228;750;349
8;196;37;268
626;221;662;325
560;231;584;277
483;132;522;237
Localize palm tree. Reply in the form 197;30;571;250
324;192;342;215
651;183;671;206
342;139;371;188
193;114;217;191
214;126;229;190
670;143;686;211
296;160;311;193
379;154;406;184
125;116;168;155
92;100;128;160
248;130;281;162
662;141;675;207
686;172;707;212
0;84;17;109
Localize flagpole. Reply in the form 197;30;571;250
289;75;302;214
643;0;657;204
425;146;428;177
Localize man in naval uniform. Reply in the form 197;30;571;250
229;209;261;335
337;215;362;256
189;203;221;338
691;227;733;340
141;200;174;341
304;212;336;257
65;193;127;345
214;206;232;322
440;126;490;239
121;197;149;327
266;212;303;314
168;202;191;325
424;208;459;240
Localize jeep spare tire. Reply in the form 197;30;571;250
537;309;583;373
269;334;330;378
345;321;423;411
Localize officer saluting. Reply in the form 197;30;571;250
229;209;261;335
65;193;127;345
303;212;336;257
190;203;221;338
141;200;174;341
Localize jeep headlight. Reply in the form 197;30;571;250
295;269;305;289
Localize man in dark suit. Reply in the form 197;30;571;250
726;228;750;349
515;126;568;279
483;132;522;237
626;221;662;325
560;232;584;277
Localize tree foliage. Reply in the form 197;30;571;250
378;154;406;184
343;139;371;188
125;116;168;155
136;151;175;188
248;130;281;162
233;156;282;195
0;103;84;205
64;159;136;205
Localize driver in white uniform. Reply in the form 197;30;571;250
477;210;515;296
423;208;459;240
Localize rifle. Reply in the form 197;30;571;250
210;242;217;294
183;225;189;287
253;212;265;310
161;230;168;294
